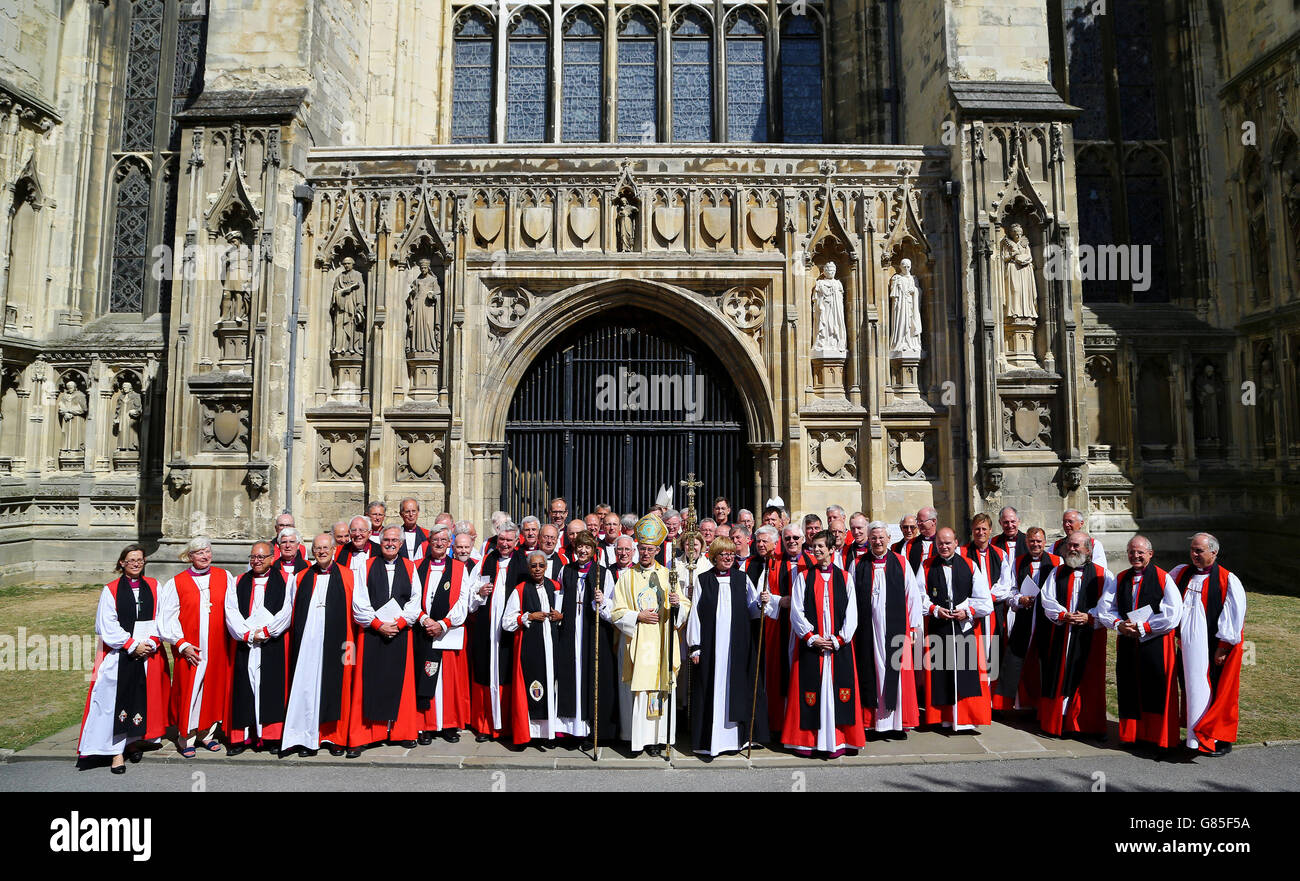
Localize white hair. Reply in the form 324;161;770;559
180;536;212;562
349;515;370;530
614;535;635;548
496;519;519;536
331;520;348;532
730;525;751;539
453;519;474;535
781;524;803;538
520;515;541;528
527;549;547;564
867;520;889;533
490;510;509;528
826;505;846;519
621;513;637;529
738;508;753;520
755;525;779;541
664;509;681;522
429;523;451;539
1191;532;1220;553
276;526;302;543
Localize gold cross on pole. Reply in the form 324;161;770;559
679;473;704;528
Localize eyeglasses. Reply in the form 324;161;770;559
249;554;271;560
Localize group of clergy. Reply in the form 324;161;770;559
76;497;1246;771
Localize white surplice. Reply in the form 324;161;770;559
862;557;926;732
224;573;295;735
78;580;160;756
282;570;332;750
502;581;560;740
684;572;769;755
1169;565;1246;750
467;553;517;730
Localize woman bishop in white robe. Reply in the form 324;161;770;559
686;538;777;756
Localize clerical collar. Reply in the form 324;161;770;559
428;555;446;565
404;526;418;532
817;563;832;573
189;567;210;576
873;555;886;563
1195;567;1210;575
384;558;397;566
579;562;592;574
938;556;954;566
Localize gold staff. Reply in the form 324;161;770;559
747;579;767;760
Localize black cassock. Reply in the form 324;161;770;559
687;567;768;754
554;559;621;739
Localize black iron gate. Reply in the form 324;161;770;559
502;307;751;519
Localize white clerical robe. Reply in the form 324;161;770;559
78;581;161;756
402;527;426;561
863;556;926;732
685;572;770;755
467;553;517;729
224;573;295;735
502;581;561;740
417;557;470;730
555;566;613;737
159;570;212;734
282;570;333;750
1170;565;1246;750
967;545;1015;665
612;563;691;752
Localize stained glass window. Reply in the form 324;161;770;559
1115;1;1158;140
1124;152;1168;303
562;8;602;142
725;8;767;142
120;0;163;153
780;13;821;143
1062;0;1105;141
507;10;549;142
452;9;494;144
671;8;712;142
109;163;151;314
617;9;658;143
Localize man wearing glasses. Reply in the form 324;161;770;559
892;514;919;555
905;507;940;576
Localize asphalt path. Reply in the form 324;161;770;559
5;743;1297;792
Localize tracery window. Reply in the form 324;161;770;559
452;8;495;144
1054;0;1173;303
109;0;207;315
448;2;828;146
671;7;713;142
506;9;550;142
724;7;767;142
616;8;658;143
562;7;603;142
779;11;822;144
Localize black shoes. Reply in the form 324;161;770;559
475;733;492;743
110;761;126;775
442;731;461;743
418;732;434;746
397;740;417;749
645;746;662;757
1208;742;1233;757
327;745;345;757
228;743;248;757
346;748;363;759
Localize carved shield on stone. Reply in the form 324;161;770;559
748;207;777;243
407;440;434;478
701;207;730;243
899;440;925;476
819;438;850;476
474;207;504;244
653;206;683;243
521;206;550;243
212;411;241;448
569;207;598;243
328;440;356;477
1013;407;1042;445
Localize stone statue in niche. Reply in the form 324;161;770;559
1000;223;1039;322
113;380;143;452
811;261;847;358
1259;354;1277;444
219;230;252;323
615;195;637;253
888;258;923;358
329;256;366;355
406;258;441;356
1194;362;1221;443
57;380;88;451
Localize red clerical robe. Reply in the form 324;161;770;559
762;557;796;734
163;567;234;736
414;554;471;733
1109;564;1181;749
348;556;422;747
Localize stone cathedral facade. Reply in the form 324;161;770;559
0;0;1296;585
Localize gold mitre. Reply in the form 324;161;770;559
633;514;668;546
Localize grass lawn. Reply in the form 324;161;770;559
1101;590;1300;743
2;583;1297;751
